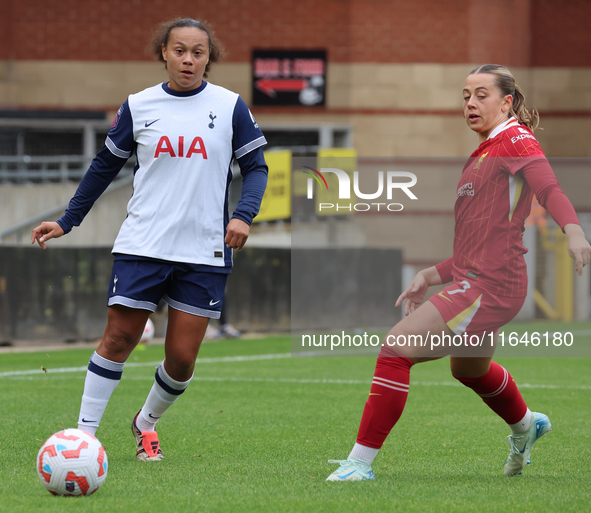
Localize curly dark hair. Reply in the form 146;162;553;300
150;18;226;78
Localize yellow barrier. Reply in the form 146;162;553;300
254;150;292;223
536;226;573;322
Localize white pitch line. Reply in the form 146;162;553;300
3;358;591;391
127;376;591;391
0;353;292;378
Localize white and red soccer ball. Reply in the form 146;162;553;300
140;318;155;344
36;429;108;496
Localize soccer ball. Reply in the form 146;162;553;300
36;429;108;496
140;318;155;344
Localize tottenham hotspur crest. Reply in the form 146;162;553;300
208;112;216;129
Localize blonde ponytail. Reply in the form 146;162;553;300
511;84;539;131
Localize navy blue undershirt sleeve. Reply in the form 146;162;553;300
230;96;268;225
232;146;268;225
57;100;134;234
57;146;129;233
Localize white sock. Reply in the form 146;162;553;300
78;352;124;435
509;408;534;434
349;442;379;466
136;360;192;432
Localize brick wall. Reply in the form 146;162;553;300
3;0;591;66
532;0;591;67
0;0;349;61
347;0;470;64
2;0;591;158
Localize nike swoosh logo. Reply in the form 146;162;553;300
369;393;381;396
148;413;161;420
438;291;453;303
518;437;530;453
337;470;357;479
81;418;95;423
209;299;220;306
145;119;160;127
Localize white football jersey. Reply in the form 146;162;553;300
105;82;266;266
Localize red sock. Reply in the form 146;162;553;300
356;355;413;449
454;362;527;424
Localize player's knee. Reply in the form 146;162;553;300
102;328;139;354
379;331;436;361
450;358;492;380
167;354;196;376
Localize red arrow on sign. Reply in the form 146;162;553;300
255;78;309;97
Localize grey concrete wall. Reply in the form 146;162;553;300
0;182;132;246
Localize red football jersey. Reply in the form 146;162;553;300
451;118;546;297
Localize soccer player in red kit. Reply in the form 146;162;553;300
327;64;591;481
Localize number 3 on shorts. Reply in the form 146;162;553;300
447;280;471;295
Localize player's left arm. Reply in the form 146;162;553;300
563;223;591;276
520;158;591;275
227;97;269;251
226;147;268;251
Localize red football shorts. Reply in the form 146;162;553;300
428;276;525;338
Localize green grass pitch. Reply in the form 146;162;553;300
1;320;590;512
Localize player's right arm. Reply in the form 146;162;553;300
31;222;65;249
395;264;446;316
31;101;134;249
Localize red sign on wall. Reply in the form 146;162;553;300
252;50;327;106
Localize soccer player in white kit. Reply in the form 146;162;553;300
31;18;268;461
